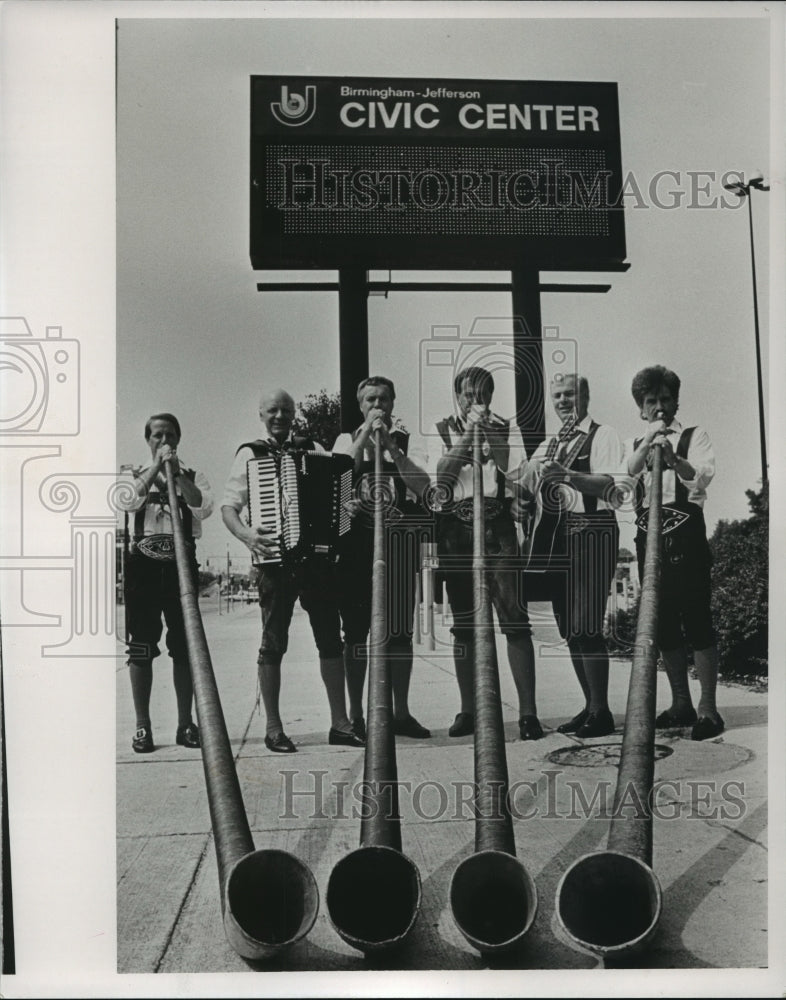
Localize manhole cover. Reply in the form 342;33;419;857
547;743;674;767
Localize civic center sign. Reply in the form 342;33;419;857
250;76;626;270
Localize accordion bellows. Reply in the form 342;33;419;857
247;450;354;564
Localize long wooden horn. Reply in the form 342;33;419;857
555;436;664;961
163;458;319;960
326;428;422;953
449;422;538;954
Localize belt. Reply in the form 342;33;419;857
131;534;194;561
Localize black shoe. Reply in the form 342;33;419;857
519;715;544;741
132;725;154;754
328;727;366;748
264;732;297;753
351;716;367;741
576;709;615;739
449;712;474;737
691;714;725;741
394;716;432;739
176;723;201;749
556;709;590;734
655;706;698;728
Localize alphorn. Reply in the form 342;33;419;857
449;422;538;954
163;458;319;960
326;428;422;953
555;436;664;961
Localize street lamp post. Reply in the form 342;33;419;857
723;173;769;485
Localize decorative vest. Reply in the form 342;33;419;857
352;425;413;512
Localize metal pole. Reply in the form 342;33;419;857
511;268;546;458
423;547;434;652
746;191;768;484
413;566;422;646
338;268;370;433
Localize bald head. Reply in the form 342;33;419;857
259;388;296;443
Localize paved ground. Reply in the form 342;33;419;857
116;595;768;975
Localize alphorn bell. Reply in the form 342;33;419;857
163;458;318;960
326;428;422;953
449;421;538;954
555;434;665;960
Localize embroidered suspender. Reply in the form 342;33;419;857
435;416;507;501
634;426;696;517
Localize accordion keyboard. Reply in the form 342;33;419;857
247;455;282;563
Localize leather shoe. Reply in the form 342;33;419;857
556;709;589;734
176;723;201;749
576;708;615;739
351;716;367;741
264;732;297;753
132;725;154;754
449;712;474;737
394;716;432;739
519;715;544;741
329;727;366;748
691;714;725;741
655;706;698;728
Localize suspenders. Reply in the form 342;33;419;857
634;426;696;517
133;480;194;541
564;421;601;514
435;416;507;502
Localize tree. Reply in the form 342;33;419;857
292;389;342;448
709;483;768;679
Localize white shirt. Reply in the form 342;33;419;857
120;459;213;538
424;412;526;503
622;419;715;509
221;434;325;514
523;415;624;514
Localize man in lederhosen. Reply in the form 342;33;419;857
624;365;723;741
334;376;433;741
427;366;541;740
122;412;213;753
522;374;623;739
221;387;363;753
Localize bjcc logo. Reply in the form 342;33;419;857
270;84;317;126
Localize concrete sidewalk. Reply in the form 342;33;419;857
116;597;767;973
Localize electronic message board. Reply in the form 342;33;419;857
250;76;626;270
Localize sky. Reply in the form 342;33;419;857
115;12;774;567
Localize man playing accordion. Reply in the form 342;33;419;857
221;387;364;753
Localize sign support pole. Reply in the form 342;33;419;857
338;268;370;432
511;267;546;457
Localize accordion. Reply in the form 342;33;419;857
247;450;354;564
